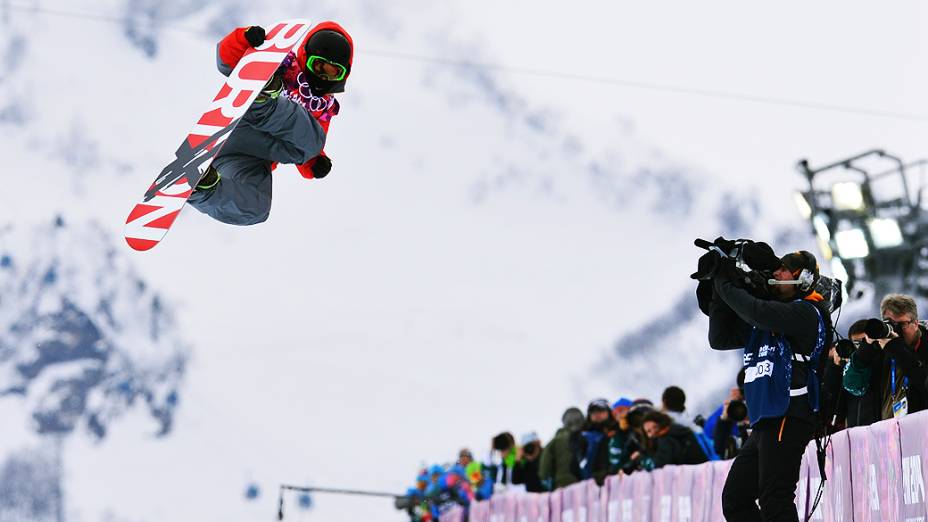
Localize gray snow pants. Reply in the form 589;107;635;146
188;95;325;225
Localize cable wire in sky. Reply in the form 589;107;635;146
6;2;928;123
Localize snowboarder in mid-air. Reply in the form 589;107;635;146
187;21;354;225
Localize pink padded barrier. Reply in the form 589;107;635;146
897;412;928;521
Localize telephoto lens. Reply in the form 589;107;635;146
834;339;857;359
727;400;749;423
865;318;894;339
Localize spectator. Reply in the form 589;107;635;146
512;432;545;492
703;368;746;445
466;460;493;501
400;470;431;522
424;464;471;520
712;388;751;459
661;385;702;433
450;448;473;477
638;411;709;468
487;432;517;488
844;294;928;419
822;320;880;428
619;399;657;474
608;398;634;474
578;398;616;485
539;407;584;490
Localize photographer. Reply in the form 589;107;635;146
512;432;545;492
712;384;750;460
702;246;830;522
844;295;928;419
820;320;879;428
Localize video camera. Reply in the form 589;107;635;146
691;237;843;313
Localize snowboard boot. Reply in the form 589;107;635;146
195;166;221;191
254;74;284;104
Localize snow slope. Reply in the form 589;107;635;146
0;1;925;521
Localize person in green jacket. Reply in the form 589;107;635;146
539;407;584;490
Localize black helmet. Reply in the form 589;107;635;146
303;29;352;96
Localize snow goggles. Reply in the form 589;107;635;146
306;55;348;81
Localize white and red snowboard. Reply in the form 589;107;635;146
124;19;314;251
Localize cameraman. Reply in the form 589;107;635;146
843;294;928;419
705;248;830;522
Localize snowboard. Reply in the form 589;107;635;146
123;19;314;251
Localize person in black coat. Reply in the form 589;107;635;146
640;410;709;468
512;432;545;492
821;319;882;429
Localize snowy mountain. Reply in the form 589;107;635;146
0;217;187;520
0;1;924;521
0;217;186;439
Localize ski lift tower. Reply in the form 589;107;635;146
794;149;928;301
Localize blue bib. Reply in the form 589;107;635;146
742;301;826;425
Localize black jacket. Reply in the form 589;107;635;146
713;416;749;459
824;355;881;428
708;278;824;422
649;423;709;468
848;325;928;419
511;458;544;492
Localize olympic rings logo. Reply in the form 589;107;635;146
295;72;335;112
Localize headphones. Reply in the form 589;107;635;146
767;268;817;292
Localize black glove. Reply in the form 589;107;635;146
244;26;266;47
312;156;332;178
696;279;715;317
742;241;780;271
691;250;722;280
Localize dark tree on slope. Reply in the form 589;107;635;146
0;442;63;522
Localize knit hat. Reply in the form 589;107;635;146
612;397;634;410
587;398;612;414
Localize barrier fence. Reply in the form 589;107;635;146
439;411;928;522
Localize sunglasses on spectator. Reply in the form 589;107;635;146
306;55;348;81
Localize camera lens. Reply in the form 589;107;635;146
835;339;857;359
728;400;748;422
864;318;894;339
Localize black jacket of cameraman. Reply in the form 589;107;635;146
845;324;928;419
708;279;823;423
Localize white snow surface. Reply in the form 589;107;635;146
0;1;926;521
